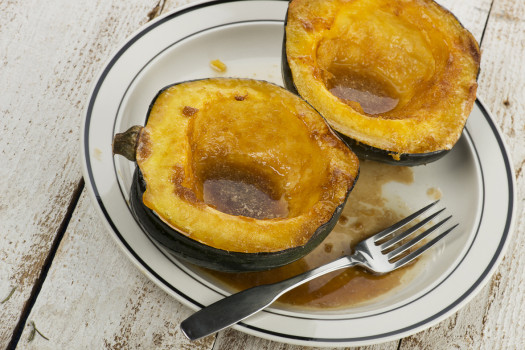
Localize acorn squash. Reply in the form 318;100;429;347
113;78;359;272
282;0;481;165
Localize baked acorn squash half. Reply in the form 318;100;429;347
113;78;359;272
282;0;481;165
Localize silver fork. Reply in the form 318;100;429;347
180;200;457;340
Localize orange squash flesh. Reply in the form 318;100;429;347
284;0;480;160
134;78;359;254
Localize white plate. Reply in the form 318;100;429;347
81;0;516;347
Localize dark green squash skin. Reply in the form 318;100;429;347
336;135;449;165
130;167;358;272
281;12;451;167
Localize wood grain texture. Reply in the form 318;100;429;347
0;0;168;347
3;0;524;349
18;191;215;349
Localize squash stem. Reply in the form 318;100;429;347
112;125;143;161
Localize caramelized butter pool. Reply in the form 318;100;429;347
201;161;423;309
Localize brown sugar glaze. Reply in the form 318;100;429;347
200;162;289;220
325;64;400;115
203;178;288;219
200;160;415;309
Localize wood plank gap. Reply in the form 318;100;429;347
147;0;166;22
479;0;495;45
6;177;85;350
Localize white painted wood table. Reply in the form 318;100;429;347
1;0;524;349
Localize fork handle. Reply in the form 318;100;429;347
180;255;360;340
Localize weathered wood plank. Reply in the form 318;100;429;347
5;0;209;347
0;0;166;347
9;0;524;349
400;0;525;348
17;191;215;349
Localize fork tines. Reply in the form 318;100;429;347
392;222;458;268
375;200;458;268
